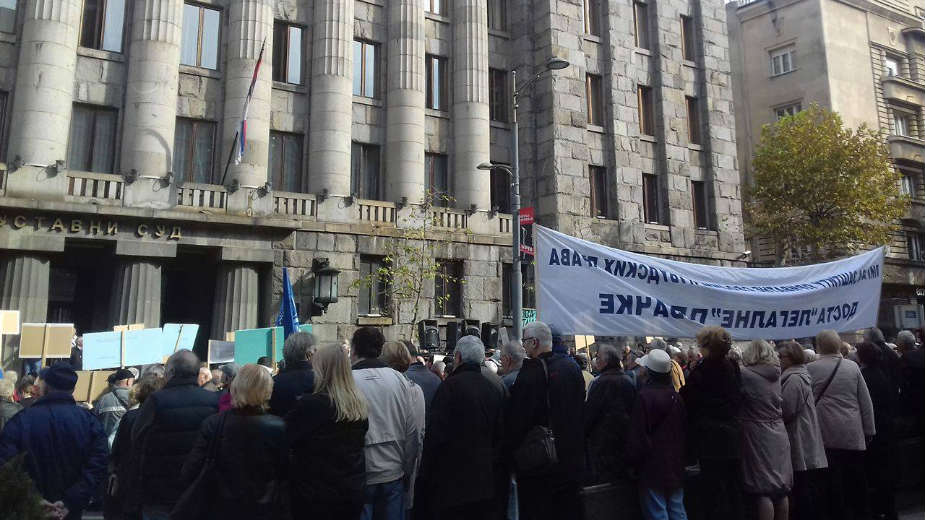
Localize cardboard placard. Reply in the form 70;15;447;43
19;323;75;360
208;340;235;365
19;324;47;358
83;331;123;370
225;331;235;342
234;327;283;365
89;370;116;403
73;371;93;402
123;328;166;366
162;324;199;357
0;310;20;335
113;324;145;332
575;335;595;351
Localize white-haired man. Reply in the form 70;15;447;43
419;335;505;519
499;340;526;389
505;321;586;520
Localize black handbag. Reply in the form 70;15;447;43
170;412;227;520
514;358;559;476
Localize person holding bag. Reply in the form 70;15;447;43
174;363;289;520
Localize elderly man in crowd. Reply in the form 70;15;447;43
132;350;220;519
499;340;526;390
585;343;637;484
270;331;317;416
94;368;134;447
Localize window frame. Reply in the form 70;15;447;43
633;1;650;50
0;90;8;162
425;152;450;206
79;0;126;53
435;260;462;318
686;96;701;145
488;0;508;31
489;68;509;123
173;117;217;185
638;85;655;137
67;103;119;174
426;54;449;111
589;165;609;218
769;46;795;77
884;55;901;78
642;173;661;224
691;180;709;230
584;0;602;36
586;73;604;126
358;255;390;317
0;0;15;34
351;141;382;200
269;130;304;193
892;108;912;137
907;231;924;261
681;15;696;62
426;0;443;15
774;102;802;120
490;167;511;213
273;21;304;85
353;39;380;99
181;2;221;70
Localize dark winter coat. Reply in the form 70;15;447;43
584;364;636;483
0;399;22;433
0;392;108;517
505;351;586;481
181;409;289;519
420;362;505;511
269;360;315;417
900;348;924;424
861;364;897;445
626;376;686;490
406;362;442;410
740;364;792;495
131;375;219;507
108;407;143;517
286;393;369;507
680;356;743;461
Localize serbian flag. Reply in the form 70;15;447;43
234;38;267;165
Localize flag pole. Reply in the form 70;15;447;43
220;130;239;187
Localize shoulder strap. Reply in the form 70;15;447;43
815;358;843;405
539;358;551;426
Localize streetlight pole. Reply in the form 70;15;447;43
480;57;568;342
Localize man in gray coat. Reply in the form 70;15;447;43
93;368;134;447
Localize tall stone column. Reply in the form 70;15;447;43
120;0;184;208
452;0;491;210
385;0;426;203
109;260;162;328
0;255;50;371
7;0;81;166
223;0;274;189
308;0;354;196
211;264;259;339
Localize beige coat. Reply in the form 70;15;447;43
781;365;828;471
807;354;875;451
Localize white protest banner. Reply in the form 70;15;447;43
535;225;883;340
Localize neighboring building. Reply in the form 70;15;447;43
0;0;744;370
728;0;925;331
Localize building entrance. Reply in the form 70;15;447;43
162;246;218;358
48;241;116;335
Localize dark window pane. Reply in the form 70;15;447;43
269;132;283;189
425;153;449;206
68;104;117;173
643;173;660;224
90;108;116;173
80;0;101;49
173;119;192;183
273;22;302;84
489;69;508;122
634;1;649;49
638;86;654;136
585;0;601;36
490;168;510;213
351;143;381;200
283;133;302;192
687;96;701;145
0;91;8;161
488;0;507;31
587;74;603;126
436;260;461;317
180;4;199;66
681;15;695;61
590;166;608;218
692;180;709;229
68;106;93;171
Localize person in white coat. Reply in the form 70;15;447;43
808;330;875;520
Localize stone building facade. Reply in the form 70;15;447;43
0;0;744;369
727;0;925;330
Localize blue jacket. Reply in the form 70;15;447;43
0;391;108;513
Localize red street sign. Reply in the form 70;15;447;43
519;207;535;225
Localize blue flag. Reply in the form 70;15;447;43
276;267;300;338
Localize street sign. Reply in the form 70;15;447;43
519;207;535;256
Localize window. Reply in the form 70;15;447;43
900;172;916;197
584;0;601;36
884;56;900;77
273;22;303;84
488;0;507;31
0;0;15;33
435;260;462;317
180;3;220;69
489;69;509;123
269;131;303;193
681;15;695;61
79;0;125;52
353;40;379;98
0;90;7;162
586;74;604;126
774;102;802;120
633;1;650;49
589;165;609;218
686;96;701;145
502;262;535;318
358;256;389;316
692;180;709;229
67;104;117;173
769;46;795;76
638;85;655;136
426;55;448;111
426;0;443;15
908;232;924;261
490;168;510;213
892;110;911;137
642;173;660;224
351;142;381;200
425;153;450;206
172;118;216;184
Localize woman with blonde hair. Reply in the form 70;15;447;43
180;364;288;519
739;340;792;520
287;343;370;519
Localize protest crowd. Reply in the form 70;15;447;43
0;322;923;520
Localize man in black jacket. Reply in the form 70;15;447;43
505;321;586;520
420;335;505;519
585;343;636;483
132;349;219;519
269;331;316;416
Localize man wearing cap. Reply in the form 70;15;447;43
627;349;688;520
94;368;134;448
0;363;108;520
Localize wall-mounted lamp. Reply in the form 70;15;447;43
317;188;329;204
256;181;272;197
226;178;240;193
122;169;138;184
466;203;478;216
46;159;64;177
160;171;174;187
311;258;341;315
396;196;408;210
345;193;356;207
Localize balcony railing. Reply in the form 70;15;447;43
65;171;123;205
498;213;512;234
273;191;316;218
177;183;227;212
430;207;469;231
358;200;396;225
0;167;6;197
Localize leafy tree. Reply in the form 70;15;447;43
747;104;908;265
0;454;47;520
